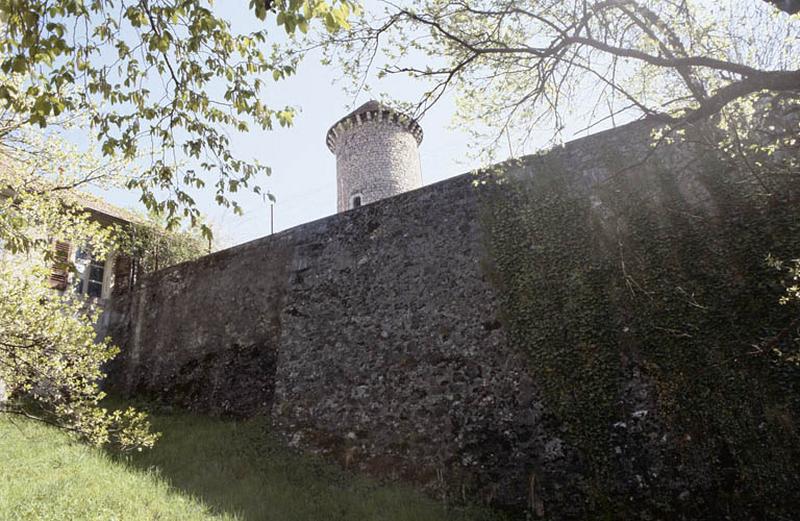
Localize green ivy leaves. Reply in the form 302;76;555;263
481;145;800;516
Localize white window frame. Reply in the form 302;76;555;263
72;246;113;300
350;193;363;209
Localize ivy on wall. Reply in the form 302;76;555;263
481;147;800;519
113;215;209;286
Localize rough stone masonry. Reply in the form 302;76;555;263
102;117;799;518
327;100;424;212
104;160;542;502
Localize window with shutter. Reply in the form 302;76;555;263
72;245;107;299
49;241;70;291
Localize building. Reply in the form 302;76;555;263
0;186;137;303
47;193;139;302
327;100;424;212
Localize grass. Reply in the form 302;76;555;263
0;408;506;521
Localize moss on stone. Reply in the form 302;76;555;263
481;146;800;519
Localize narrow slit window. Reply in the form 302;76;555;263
351;194;362;209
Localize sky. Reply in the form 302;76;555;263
199;43;482;248
82;0;484;249
80;0;797;249
88;0;612;249
193;1;485;247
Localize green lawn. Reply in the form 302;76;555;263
0;409;505;521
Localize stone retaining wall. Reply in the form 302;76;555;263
104;120;758;516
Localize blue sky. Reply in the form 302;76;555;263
89;1;486;248
91;0;619;249
198;0;486;246
200;43;481;247
82;0;795;248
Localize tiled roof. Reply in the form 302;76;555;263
68;190;140;224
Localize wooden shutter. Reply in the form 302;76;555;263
48;241;70;291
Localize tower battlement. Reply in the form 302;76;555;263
327;101;423;212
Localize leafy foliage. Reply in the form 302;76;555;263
0;0;358;450
0;0;359;235
329;0;799;159
0;264;158;451
0;98;158;449
0;128;125;260
765;254;800;364
114;211;209;277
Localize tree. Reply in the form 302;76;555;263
0;113;158;449
0;265;158;451
0;58;214;447
329;0;799;156
0;0;360;450
114;210;211;278
765;254;800;364
0;0;362;451
324;3;800;515
0;0;359;236
0;100;219;448
327;0;800;398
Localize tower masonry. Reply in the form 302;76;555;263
326;101;423;212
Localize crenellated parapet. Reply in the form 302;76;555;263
327;101;423;213
326;101;423;153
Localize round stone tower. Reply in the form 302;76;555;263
326;101;423;212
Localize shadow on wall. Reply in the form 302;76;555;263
114;407;507;521
481;137;800;519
